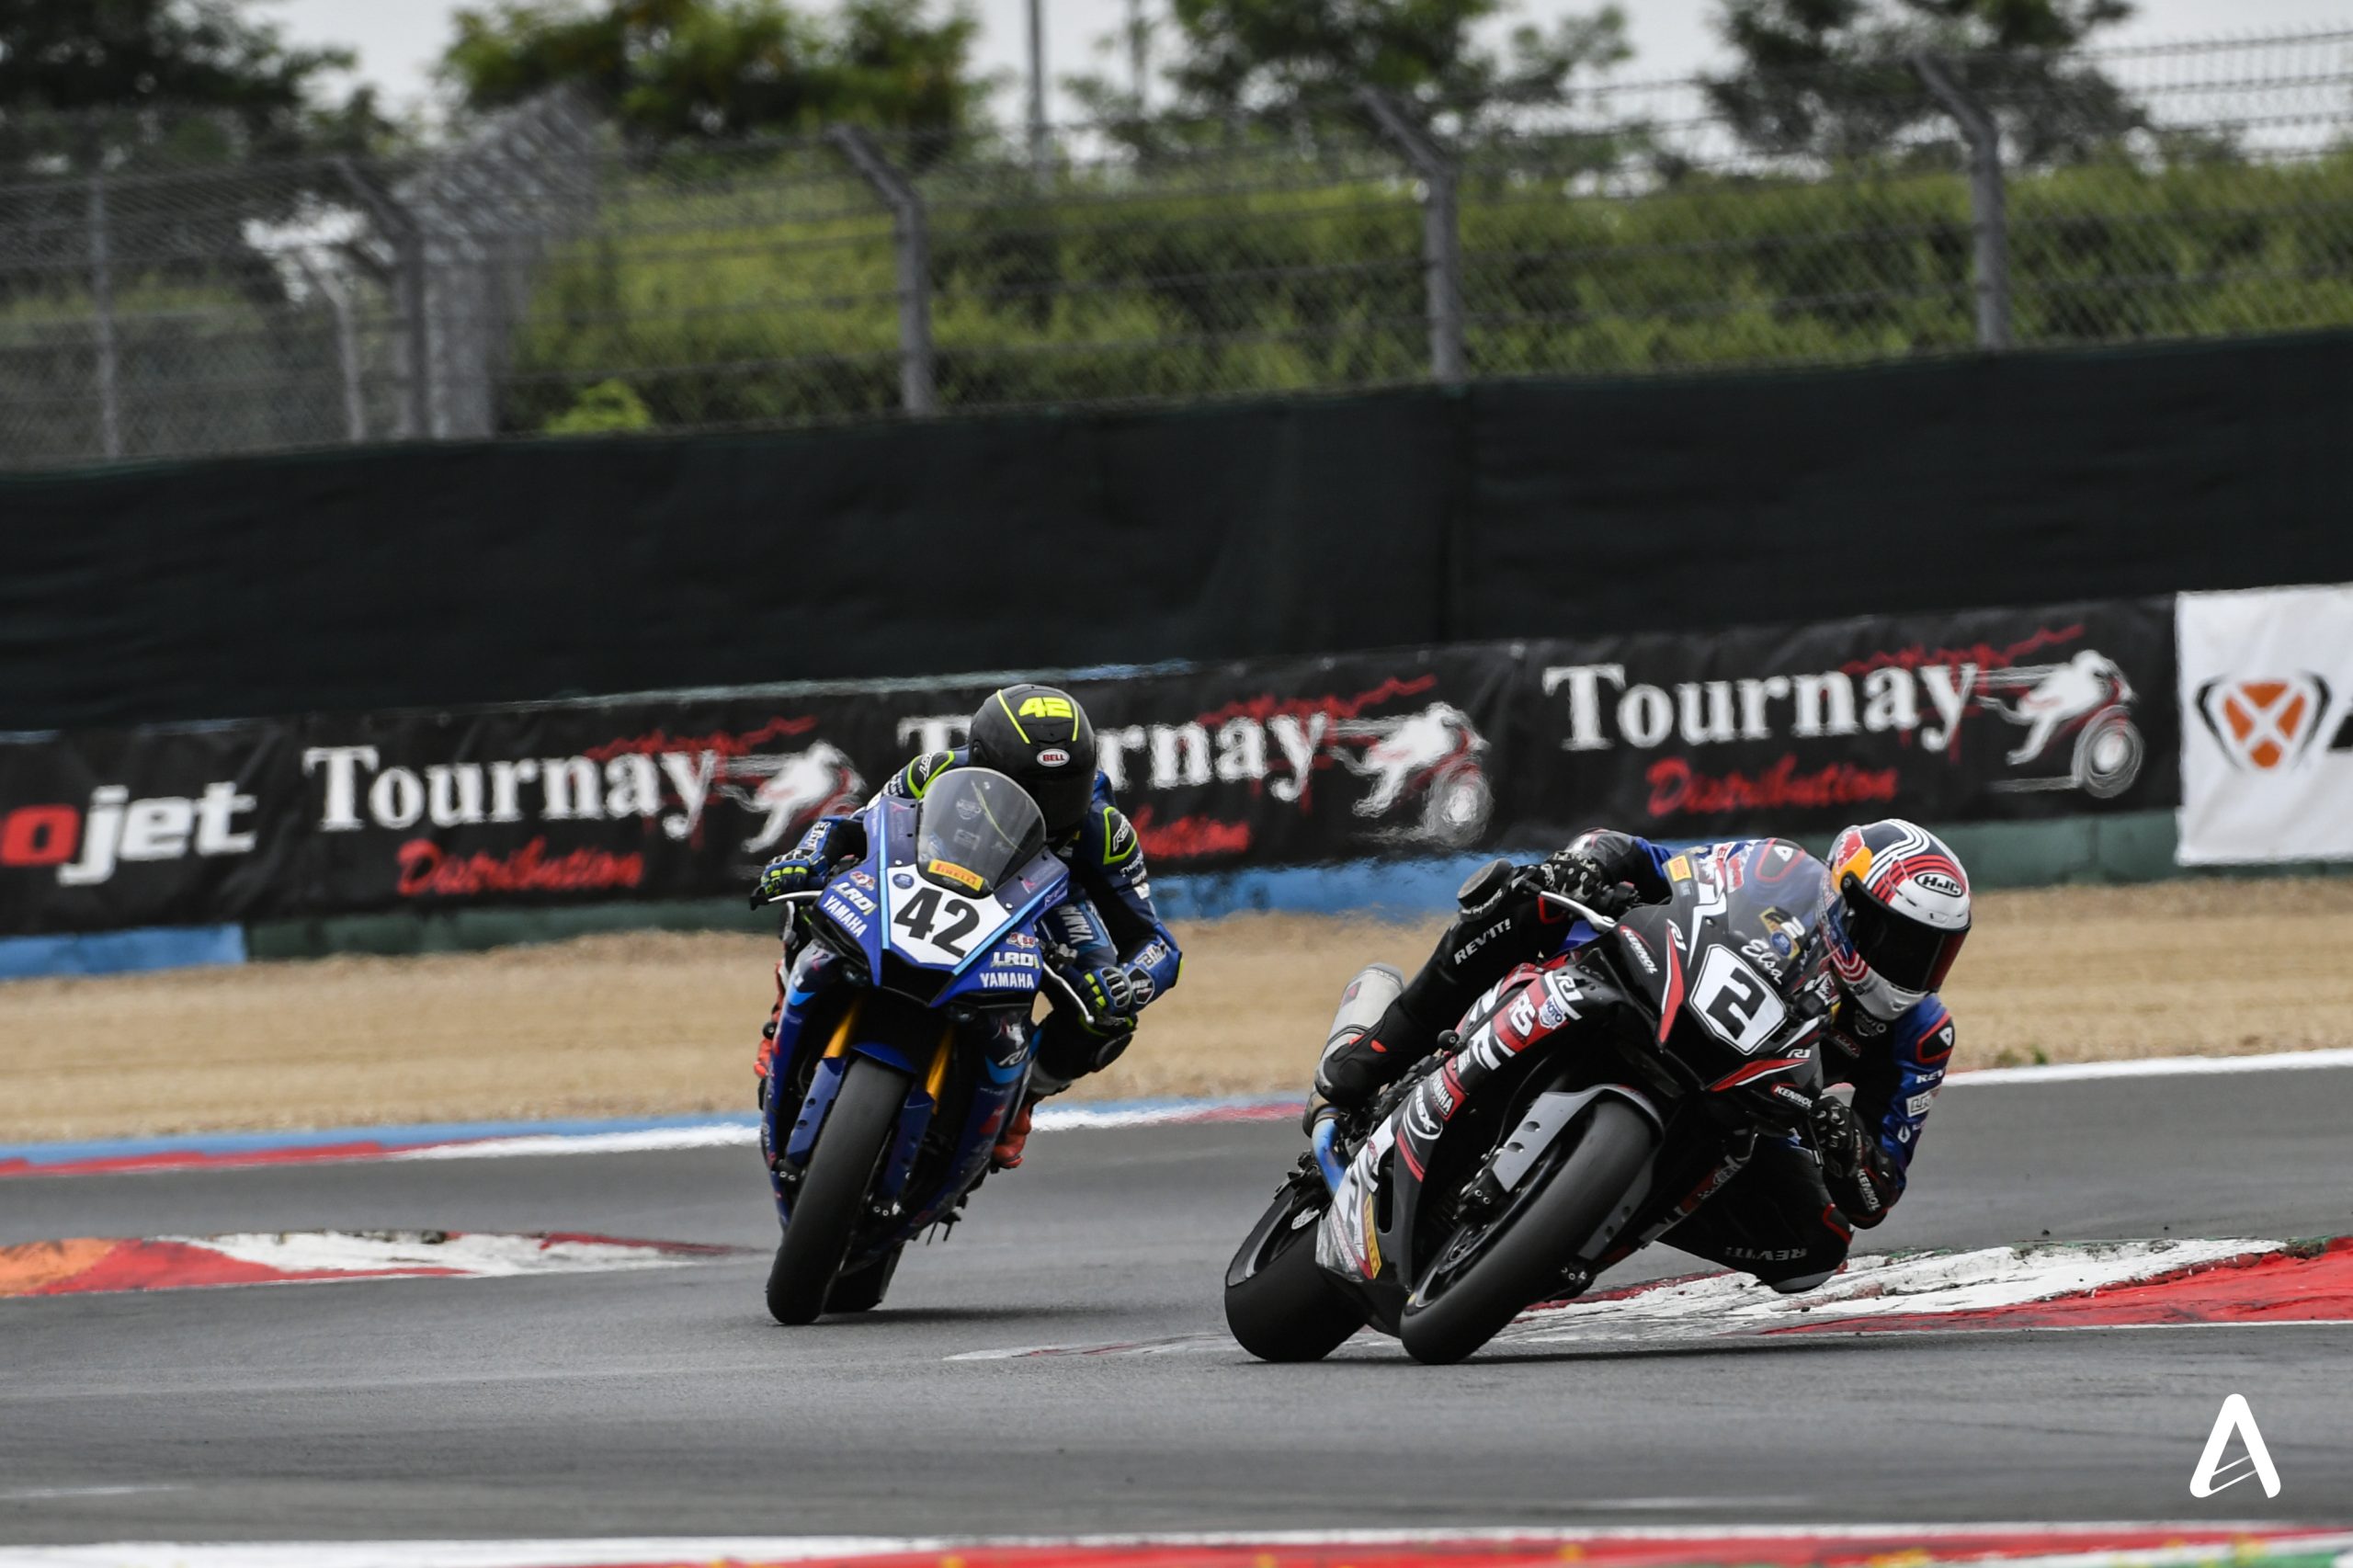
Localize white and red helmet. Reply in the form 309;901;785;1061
1825;818;1972;1020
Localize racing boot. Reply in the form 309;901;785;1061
992;1093;1042;1169
1308;962;1410;1125
753;957;787;1108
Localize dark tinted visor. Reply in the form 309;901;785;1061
1843;892;1969;994
1024;765;1094;838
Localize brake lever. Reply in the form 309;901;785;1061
1539;890;1622;931
1039;962;1108;1033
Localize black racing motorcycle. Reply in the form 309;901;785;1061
1224;839;1839;1365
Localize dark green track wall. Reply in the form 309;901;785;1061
6;332;2351;733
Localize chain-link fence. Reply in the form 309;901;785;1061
0;90;599;468
7;28;2353;470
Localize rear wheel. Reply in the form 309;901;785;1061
1398;1099;1655;1366
767;1057;909;1325
1223;1179;1369;1362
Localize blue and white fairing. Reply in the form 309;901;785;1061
818;782;1070;1007
762;767;1073;1249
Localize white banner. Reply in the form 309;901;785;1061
2177;584;2353;864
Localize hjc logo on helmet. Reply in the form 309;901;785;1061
1912;870;1965;898
2197;674;2332;770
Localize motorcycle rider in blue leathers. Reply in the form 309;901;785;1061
1313;817;1972;1292
752;684;1182;1170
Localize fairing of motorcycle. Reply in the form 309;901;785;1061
1226;838;1841;1365
757;767;1084;1324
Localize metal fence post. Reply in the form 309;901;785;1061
87;170;122;460
1359;89;1466;386
1913;52;2013;352
828;126;938;417
298;254;368;444
336;157;432;438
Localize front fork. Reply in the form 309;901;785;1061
763;964;1037;1239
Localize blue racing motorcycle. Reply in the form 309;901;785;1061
756;767;1096;1324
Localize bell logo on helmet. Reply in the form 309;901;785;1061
1018;696;1075;721
1037;747;1071;767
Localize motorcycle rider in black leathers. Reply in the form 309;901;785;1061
751;684;1182;1170
1313;818;1972;1292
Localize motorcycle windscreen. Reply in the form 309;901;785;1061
1659;843;1843;1048
913;768;1049;899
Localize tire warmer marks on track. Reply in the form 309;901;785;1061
5;1527;2348;1568
0;1231;744;1300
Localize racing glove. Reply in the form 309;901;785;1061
1074;962;1154;1027
1527;847;1638;916
749;818;855;908
1812;1096;1899;1228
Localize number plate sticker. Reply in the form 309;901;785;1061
886;881;1012;967
1687;945;1788;1055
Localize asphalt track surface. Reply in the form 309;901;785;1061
5;1068;2351;1544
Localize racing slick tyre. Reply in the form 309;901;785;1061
767;1057;910;1325
1224;1180;1368;1362
827;1243;904;1313
1398;1099;1655;1366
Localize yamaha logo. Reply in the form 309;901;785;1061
1036;747;1071;768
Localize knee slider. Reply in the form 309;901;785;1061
1769;1268;1836;1295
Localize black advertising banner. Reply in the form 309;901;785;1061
0;597;2177;938
280;647;1518;919
1070;651;1518;869
1513;597;2179;844
0;722;298;937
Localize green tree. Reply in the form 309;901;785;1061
1136;0;1631;117
1705;0;2147;166
0;0;390;172
441;0;982;142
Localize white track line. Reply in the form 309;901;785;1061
1950;1046;2353;1085
389;1126;756;1161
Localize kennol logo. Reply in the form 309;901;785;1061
0;782;259;885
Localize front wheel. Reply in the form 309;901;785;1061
1223;1179;1369;1362
767;1057;910;1325
827;1243;904;1313
1398;1098;1655;1366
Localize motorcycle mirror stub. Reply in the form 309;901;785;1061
1456;857;1516;911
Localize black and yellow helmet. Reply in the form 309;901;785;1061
968;684;1096;839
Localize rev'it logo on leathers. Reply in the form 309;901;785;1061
2196;675;2331;770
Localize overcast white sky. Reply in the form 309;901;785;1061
267;0;2353;124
